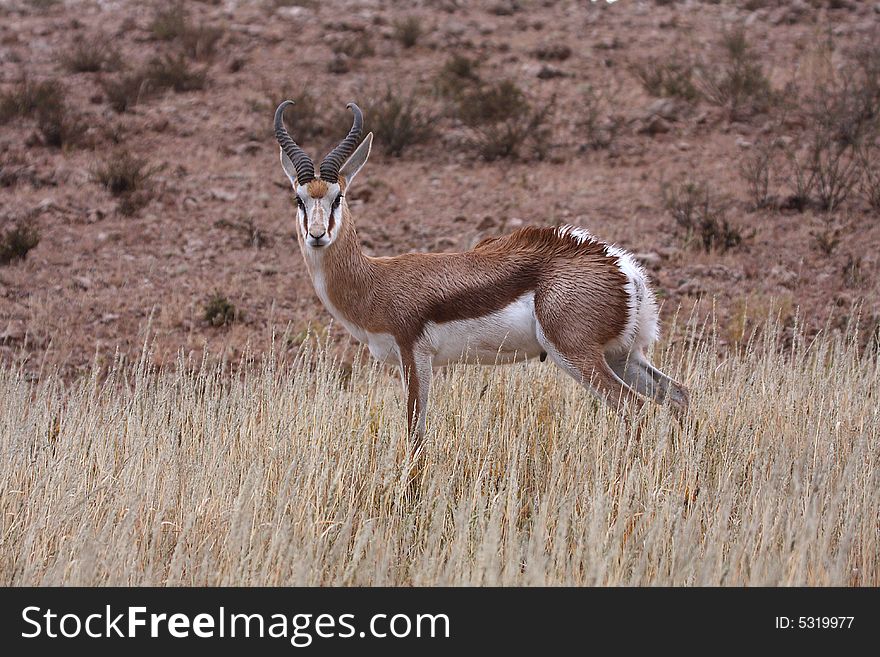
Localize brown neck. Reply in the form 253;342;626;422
303;209;377;329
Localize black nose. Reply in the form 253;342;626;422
308;230;326;240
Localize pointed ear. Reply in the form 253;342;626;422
339;132;372;188
280;149;298;188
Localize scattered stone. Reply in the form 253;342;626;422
536;65;566;79
770;265;798;289
72;276;91;290
476;215;497;230
435;237;458;251
642;98;684;122
210;188;237;202
255;263;278;276
639;116;671;135
276;6;307;20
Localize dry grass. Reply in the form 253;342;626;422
0;322;877;586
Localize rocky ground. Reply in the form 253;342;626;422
1;0;878;377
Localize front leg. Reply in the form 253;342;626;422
399;347;433;445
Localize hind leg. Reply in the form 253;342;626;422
606;350;689;416
539;337;644;418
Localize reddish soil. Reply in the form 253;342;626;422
1;0;878;377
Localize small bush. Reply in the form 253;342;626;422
101;56;205;113
370;89;435;157
786;131;860;213
859;145;880;212
150;3;223;60
36;101;87;149
145;54;207;92
631;57;699;101
332;33;375;59
739;140;775;210
149;3;188;41
663;179;749;253
435;54;481;99
327;55;350;75
62;38;118;73
533;44;571;61
0;78;84;148
0;221;40;266
93;150;158;215
810;215;842;256
0;78;63;123
93;150;155;196
842;253;865;288
579;84;623;150
393;16;423;48
698;27;774;118
101;71;150;113
806;77;877;150
203;293;239;327
455;80;554;161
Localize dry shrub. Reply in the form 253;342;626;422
455;80;554;161
859;144;880;212
145;54;207;93
0;78;86;148
698;26;774;119
92;150;159;216
533;43;571;61
663;179;750;252
0;322;877;585
809;214;843;256
101;55;206;113
0;221;39;265
435;54;481;100
203;293;239;327
0;77;62;123
330;32;375;59
150;2;224;60
739;139;776;210
785;119;862;213
101;71;150;113
392;16;423;48
62;38;119;73
369;89;435;157
630;56;699;102
579;83;624;150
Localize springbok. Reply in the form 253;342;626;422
274;100;689;442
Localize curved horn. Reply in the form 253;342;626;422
274;100;315;185
319;102;363;183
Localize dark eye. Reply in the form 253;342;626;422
296;197;305;211
332;195;342;210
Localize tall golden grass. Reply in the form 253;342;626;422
1;320;877;586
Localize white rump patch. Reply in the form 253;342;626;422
557;224;660;354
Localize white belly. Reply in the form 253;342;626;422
420;292;543;366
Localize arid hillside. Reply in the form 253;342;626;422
1;0;879;375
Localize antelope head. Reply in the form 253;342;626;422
274;100;373;250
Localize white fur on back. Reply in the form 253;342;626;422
420;292;544;366
557;225;659;354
